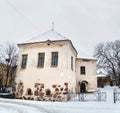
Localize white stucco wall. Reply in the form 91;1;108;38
15;39;97;101
15;41;77;99
75;58;97;93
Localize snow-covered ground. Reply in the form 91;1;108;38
0;86;120;113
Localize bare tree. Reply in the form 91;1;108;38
0;42;18;88
94;40;120;85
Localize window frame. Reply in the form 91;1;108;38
21;54;28;69
80;66;86;75
51;52;58;67
71;56;73;70
38;53;45;68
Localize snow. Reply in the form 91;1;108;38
22;29;96;60
97;74;107;77
0;86;120;113
77;49;96;60
97;71;108;77
25;30;66;44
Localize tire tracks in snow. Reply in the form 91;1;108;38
0;99;46;113
0;98;66;113
0;102;25;113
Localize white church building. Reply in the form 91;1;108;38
15;29;97;101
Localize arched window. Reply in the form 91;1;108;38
27;88;32;95
46;89;51;96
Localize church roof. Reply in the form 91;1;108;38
26;30;66;44
18;29;78;55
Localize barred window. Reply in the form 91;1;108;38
38;53;45;67
21;54;28;68
51;52;58;67
80;66;86;75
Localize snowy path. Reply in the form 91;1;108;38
0;86;120;113
0;99;46;113
0;98;66;113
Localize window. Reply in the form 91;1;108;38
51;52;58;67
71;56;73;70
27;88;33;95
21;54;28;68
80;66;86;75
46;89;51;96
38;53;45;67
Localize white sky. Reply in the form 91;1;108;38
0;0;120;56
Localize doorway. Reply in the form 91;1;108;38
80;82;86;93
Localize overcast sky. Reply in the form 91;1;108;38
0;0;120;56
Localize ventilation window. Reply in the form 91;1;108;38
46;89;51;96
27;88;33;95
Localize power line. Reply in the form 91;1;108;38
5;0;40;32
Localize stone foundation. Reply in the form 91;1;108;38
15;81;24;99
15;81;69;101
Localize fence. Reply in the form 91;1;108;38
113;89;120;103
68;90;107;102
